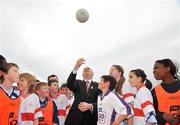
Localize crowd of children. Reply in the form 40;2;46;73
0;55;179;125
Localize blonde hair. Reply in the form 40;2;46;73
35;82;48;92
20;73;37;94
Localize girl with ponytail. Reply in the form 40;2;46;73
129;69;157;125
110;65;125;95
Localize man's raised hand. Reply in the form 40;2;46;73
73;58;85;71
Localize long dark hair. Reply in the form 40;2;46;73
112;65;126;95
130;69;152;90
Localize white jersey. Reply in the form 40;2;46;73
66;96;74;115
122;83;136;104
19;94;43;125
97;91;132;125
51;94;69;125
117;93;134;122
133;85;156;125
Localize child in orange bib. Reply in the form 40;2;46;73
0;63;21;125
35;82;59;125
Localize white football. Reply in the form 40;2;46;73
76;8;89;23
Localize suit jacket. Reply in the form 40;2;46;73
65;71;99;125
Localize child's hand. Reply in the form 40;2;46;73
163;113;174;123
163;112;180;125
174;110;180;120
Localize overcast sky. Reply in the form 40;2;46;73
0;0;180;86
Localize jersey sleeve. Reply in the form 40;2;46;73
139;89;155;116
111;93;132;116
58;95;69;116
57;95;69;125
33;94;43;120
62;95;69;110
122;83;135;104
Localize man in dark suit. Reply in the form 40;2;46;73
65;58;99;125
